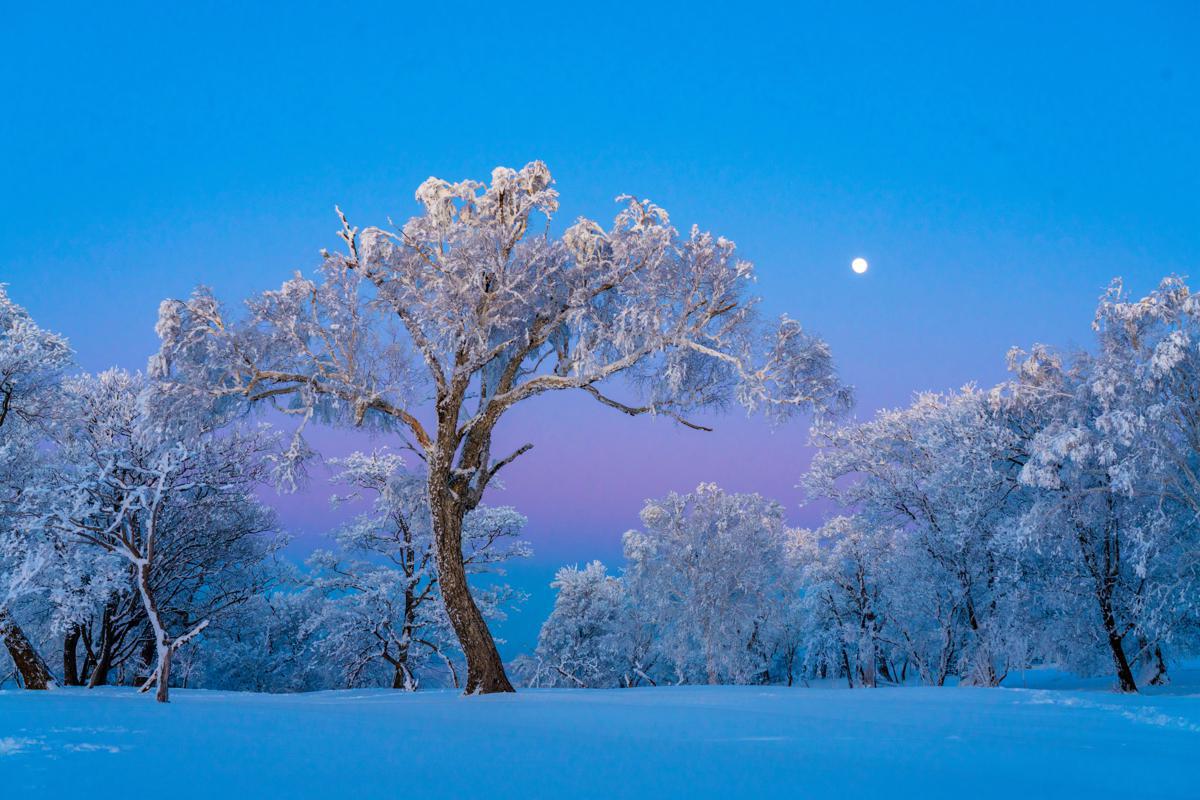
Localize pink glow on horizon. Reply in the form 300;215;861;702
262;387;842;565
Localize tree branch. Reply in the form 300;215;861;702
581;385;712;432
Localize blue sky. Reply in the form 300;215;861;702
2;1;1197;653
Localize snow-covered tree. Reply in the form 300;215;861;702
36;370;281;701
151;162;850;692
520;275;1200;694
623;484;798;685
0;285;71;690
533;487;803;689
1089;277;1200;524
1003;345;1150;691
794;516;895;687
0;285;71;433
530;561;654;688
1086;277;1200;682
804;387;1026;685
1002;278;1200;692
310;451;529;690
180;578;333;693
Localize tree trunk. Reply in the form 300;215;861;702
135;559;175;703
86;602;115;687
1144;645;1169;687
1097;594;1138;693
857;577;878;687
427;474;513;694
963;596;1000;687
391;661;416;691
88;645;114;687
78;623;97;684
858;628;877;688
0;609;54;690
840;646;854;688
154;645;172;704
63;626;82;686
879;656;894;685
88;626;115;688
392;587;417;691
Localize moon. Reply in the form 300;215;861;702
851;257;869;274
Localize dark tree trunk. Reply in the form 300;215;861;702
63;625;82;686
427;471;513;694
77;622;98;684
391;569;417;691
840;646;854;689
88;618;116;688
1080;504;1137;693
1146;646;1169;686
1098;595;1138;693
0;609;54;690
88;646;114;687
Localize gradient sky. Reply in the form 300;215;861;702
3;1;1198;653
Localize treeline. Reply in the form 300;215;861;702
524;277;1200;693
4;271;1200;697
13;164;1193;698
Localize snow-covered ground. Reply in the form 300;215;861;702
2;682;1197;799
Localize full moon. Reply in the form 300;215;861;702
851;257;869;274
